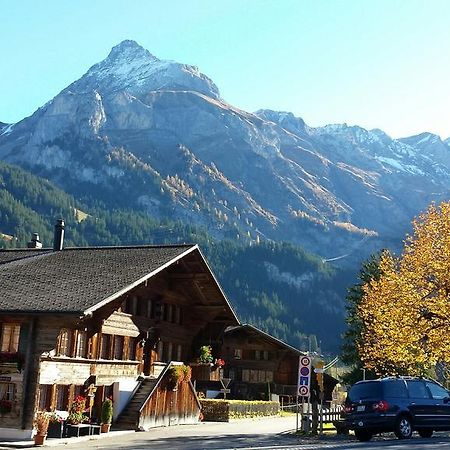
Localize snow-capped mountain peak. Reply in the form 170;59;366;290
63;40;220;99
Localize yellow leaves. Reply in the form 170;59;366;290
358;201;450;375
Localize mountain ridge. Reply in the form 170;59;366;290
1;40;449;267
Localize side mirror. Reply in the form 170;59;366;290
443;396;450;404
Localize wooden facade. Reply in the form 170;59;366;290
221;325;306;400
0;245;238;439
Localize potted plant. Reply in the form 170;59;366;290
167;365;183;390
47;411;64;438
34;411;49;446
182;364;192;383
198;345;214;364
67;395;89;425
101;398;113;433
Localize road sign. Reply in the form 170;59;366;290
297;355;312;398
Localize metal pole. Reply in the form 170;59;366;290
296;394;299;432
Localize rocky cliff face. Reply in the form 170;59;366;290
1;40;449;264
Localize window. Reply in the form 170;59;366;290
1;324;20;353
383;380;408;398
100;334;111;359
176;344;182;361
75;331;87;358
38;384;52;411
426;381;449;399
113;336;124;360
55;385;68;410
175;306;181;324
146;299;152;318
0;383;15;401
56;329;72;356
406;380;430;399
233;349;242;360
242;369;273;383
128;338;136;361
157;341;164;361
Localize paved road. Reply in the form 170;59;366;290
9;416;450;450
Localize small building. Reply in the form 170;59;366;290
0;225;238;439
220;324;338;402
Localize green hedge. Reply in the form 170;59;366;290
200;399;279;422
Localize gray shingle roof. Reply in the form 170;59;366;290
0;245;195;314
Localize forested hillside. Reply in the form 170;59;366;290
0;160;351;352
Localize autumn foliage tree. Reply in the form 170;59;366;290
358;202;450;375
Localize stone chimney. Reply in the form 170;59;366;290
27;233;43;249
53;219;65;251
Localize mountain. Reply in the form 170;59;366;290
1;40;449;266
2;40;450;352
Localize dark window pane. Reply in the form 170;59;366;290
383;380;408;398
407;380;430;399
426;381;449;399
348;382;382;402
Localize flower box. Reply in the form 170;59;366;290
47;420;65;438
190;363;221;381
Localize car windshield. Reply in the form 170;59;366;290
348;382;382;402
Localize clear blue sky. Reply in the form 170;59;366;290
1;0;450;138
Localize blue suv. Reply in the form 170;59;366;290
342;377;450;441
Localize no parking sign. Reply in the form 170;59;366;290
297;355;312;397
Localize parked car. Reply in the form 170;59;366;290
342;376;450;441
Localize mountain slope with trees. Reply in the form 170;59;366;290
0;159;352;352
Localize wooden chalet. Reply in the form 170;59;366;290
220;324;338;402
0;227;238;439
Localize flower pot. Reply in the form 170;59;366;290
101;423;111;433
34;434;46;446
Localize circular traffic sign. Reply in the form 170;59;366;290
299;385;309;396
300;356;310;366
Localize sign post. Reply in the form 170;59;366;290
314;361;324;434
297;355;312;432
220;377;231;399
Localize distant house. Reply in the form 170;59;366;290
0;223;238;439
219;324;338;402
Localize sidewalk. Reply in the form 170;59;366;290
0;430;134;449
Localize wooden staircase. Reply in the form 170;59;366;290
113;378;158;430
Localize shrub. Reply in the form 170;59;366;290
101;398;113;424
200;399;279;422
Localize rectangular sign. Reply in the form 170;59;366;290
297;355;312;397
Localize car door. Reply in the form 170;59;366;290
406;380;434;428
425;380;450;430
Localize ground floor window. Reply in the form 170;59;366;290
242;369;274;383
38;384;52;411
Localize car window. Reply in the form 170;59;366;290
406;380;430;399
383;379;408;398
426;381;449;400
348;382;382;402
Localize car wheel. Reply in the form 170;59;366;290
394;415;413;439
354;430;373;442
418;429;433;438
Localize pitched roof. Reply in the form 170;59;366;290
225;324;306;355
0;245;198;314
